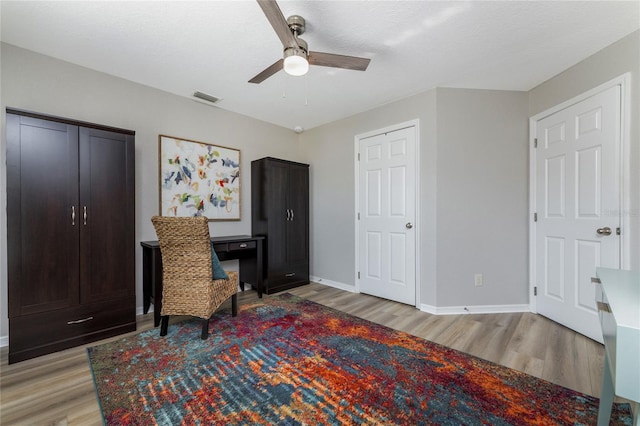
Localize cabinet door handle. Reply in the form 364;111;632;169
285;272;296;277
71;206;76;225
291;209;294;221
239;243;248;248
83;206;87;225
67;316;94;325
286;209;291;221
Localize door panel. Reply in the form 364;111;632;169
265;160;289;276
575;240;600;310
80;128;135;304
365;232;382;280
576;146;600;217
358;126;416;305
366;169;381;216
545;156;565;217
389;166;406;216
6;114;80;316
534;85;620;342
544;236;564;300
389;232;406;283
287;164;309;267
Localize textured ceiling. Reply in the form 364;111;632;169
1;1;639;132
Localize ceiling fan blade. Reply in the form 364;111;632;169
249;58;284;84
309;52;371;71
257;0;298;49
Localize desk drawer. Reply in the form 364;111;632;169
229;241;256;251
213;243;229;253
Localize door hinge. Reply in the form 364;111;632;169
534;286;537;296
534;212;537;222
534;138;538;148
616;227;621;235
358;271;360;279
357;212;360;220
357;153;360;161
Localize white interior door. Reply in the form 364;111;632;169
533;85;621;343
358;126;416;305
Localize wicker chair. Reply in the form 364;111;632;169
151;216;238;339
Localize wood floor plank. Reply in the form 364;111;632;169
0;282;608;424
500;350;545;377
586;335;605;398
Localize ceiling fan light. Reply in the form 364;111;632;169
283;48;309;76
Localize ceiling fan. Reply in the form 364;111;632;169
249;0;371;84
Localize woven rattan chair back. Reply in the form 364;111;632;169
151;216;238;339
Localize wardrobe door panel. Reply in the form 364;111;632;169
6;114;80;317
287;164;309;267
79;128;135;304
266;160;289;275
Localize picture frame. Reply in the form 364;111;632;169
159;135;241;221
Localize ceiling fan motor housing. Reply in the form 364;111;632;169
285;37;308;57
287;15;305;35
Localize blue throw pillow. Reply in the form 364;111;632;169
211;249;229;280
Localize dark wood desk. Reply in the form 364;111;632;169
141;235;264;327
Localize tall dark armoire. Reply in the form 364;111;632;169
251;157;309;294
6;109;136;363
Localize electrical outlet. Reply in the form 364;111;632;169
474;273;483;287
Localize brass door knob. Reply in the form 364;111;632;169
596;227;612;236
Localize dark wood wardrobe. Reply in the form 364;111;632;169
6;109;136;363
251;157;309;294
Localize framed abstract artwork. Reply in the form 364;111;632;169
159;135;241;221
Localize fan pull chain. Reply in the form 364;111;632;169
282;73;287;99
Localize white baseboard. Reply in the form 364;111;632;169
308;277;528;316
420;303;530;315
309;275;357;293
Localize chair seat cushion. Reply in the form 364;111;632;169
211;249;229;280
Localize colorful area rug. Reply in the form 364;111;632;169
88;293;632;425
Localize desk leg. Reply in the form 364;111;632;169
152;249;163;327
257;240;263;298
142;246;151;314
632;402;640;426
598;351;615;426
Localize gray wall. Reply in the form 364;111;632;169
300;88;529;309
436;88;529;307
529;30;640;270
0;43;301;340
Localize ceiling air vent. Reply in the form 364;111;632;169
193;91;220;104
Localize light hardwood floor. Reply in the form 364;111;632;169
0;283;608;425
